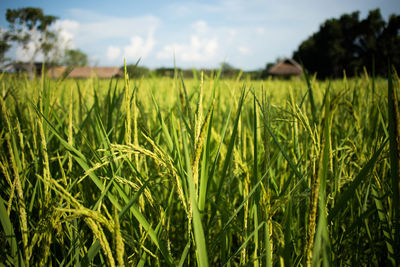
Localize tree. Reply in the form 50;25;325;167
5;7;58;76
62;49;88;67
293;9;400;78
0;29;11;66
154;67;177;78
123;64;150;78
220;62;241;79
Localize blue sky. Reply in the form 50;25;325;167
0;0;399;70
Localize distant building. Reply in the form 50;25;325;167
47;66;67;78
47;66;123;79
268;58;303;78
68;67;123;78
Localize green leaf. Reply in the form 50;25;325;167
328;139;387;222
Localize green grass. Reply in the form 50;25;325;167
0;68;399;266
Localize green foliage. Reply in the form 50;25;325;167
220;62;242;79
123;64;150;78
148;62;242;80
387;67;400;263
0;71;398;266
0;30;11;65
294;8;400;78
4;7;58;74
62;49;88;67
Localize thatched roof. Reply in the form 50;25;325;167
47;66;67;78
268;58;303;76
47;66;123;79
68;67;123;78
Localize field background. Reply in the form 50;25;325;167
1;69;399;266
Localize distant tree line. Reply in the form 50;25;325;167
122;63;265;80
293;9;400;79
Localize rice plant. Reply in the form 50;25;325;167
0;66;398;266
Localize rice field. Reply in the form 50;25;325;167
0;66;399;266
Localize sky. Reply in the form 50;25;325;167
0;0;399;70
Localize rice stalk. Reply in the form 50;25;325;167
0;160;15;215
0;96;30;265
45;175;118;265
262;185;273;267
124;59;131;146
311;87;332;267
193;100;213;200
37;117;51;203
241;164;250;264
40;231;52;266
182;118;209;267
387;66;400;265
198;101;213;212
57;152;68;187
68;85;73;173
139;132;189;213
305;154;319;267
85;218;116;267
371;177;395;265
56;207;115;233
193;72;205;190
195;72;204;145
251;93;260;267
114;206;125;267
0;68;396;266
261;88;273;267
15;119;25;171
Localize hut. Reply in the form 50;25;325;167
268;58;303;78
47;66;123;79
67;66;123;78
47;66;67;78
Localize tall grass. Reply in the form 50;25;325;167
0;68;398;266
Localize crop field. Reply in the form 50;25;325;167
0;67;399;266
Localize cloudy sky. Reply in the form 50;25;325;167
0;0;399;70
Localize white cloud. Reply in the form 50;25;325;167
16;42;36;62
53;19;80;49
55;20;79;37
157;35;218;63
123;32;155;60
51;9;160;64
238;46;250;55
166;2;221;18
255;27;265;36
67;11;160;43
156;20;220;64
192;20;208;34
107;46;121;61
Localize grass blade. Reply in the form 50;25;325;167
328;139;387;222
208;87;246;229
387;66;400;264
181;118;209;267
